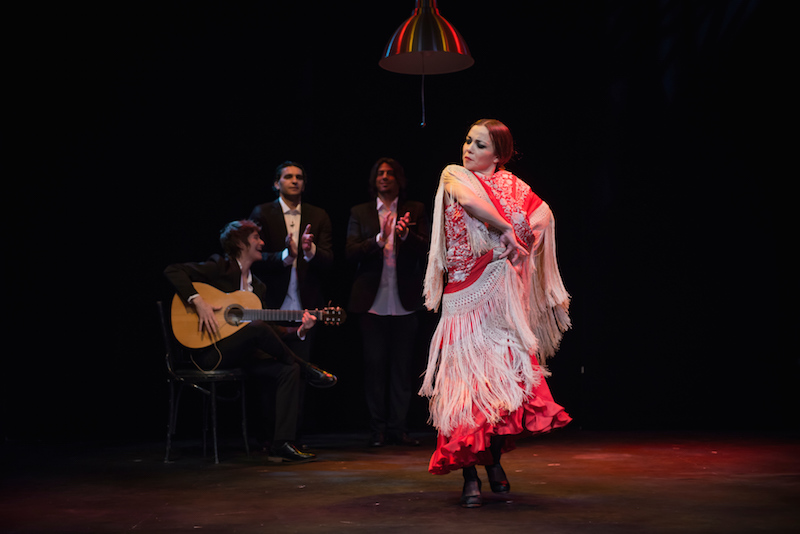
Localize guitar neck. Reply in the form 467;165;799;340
241;309;320;323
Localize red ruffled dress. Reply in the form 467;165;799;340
421;167;571;475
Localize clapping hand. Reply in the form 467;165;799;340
395;212;411;239
286;224;315;258
379;212;395;246
285;233;298;258
300;224;314;253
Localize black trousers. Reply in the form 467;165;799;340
273;321;317;437
358;312;419;436
193;321;300;443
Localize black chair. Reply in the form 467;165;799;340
157;300;250;464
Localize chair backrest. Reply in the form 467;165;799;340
157;299;190;378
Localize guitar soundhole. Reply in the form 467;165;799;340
225;304;245;326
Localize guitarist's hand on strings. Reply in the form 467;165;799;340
191;295;222;339
297;310;318;339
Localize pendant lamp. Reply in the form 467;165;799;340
379;0;474;126
379;0;474;75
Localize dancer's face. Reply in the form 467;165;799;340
462;125;499;175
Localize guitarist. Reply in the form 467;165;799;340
164;220;337;462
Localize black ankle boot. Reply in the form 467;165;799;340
461;466;483;508
485;463;510;493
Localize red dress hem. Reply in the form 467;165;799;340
428;374;571;475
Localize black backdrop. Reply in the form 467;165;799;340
9;1;794;442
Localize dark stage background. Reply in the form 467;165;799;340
8;1;794;443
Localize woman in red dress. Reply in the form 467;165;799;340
420;119;572;507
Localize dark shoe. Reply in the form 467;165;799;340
304;364;337;388
268;442;317;463
369;432;385;447
485;463;510;493
387;432;420;446
460;478;483;508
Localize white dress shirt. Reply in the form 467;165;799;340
278;197;315;315
369;197;412;317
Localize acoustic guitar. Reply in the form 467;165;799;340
171;282;346;349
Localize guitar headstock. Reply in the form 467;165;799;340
320;306;347;326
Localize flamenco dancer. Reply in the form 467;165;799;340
420;119;572;507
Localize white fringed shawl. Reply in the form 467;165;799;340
420;165;571;435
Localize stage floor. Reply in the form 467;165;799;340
2;429;798;533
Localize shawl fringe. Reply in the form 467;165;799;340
524;209;572;365
420;260;547;436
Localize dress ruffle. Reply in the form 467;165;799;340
428;365;571;475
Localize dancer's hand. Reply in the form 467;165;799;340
499;228;528;266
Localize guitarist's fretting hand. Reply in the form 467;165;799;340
297;310;318;339
191;294;223;338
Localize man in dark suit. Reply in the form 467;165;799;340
346;157;430;447
164;220;336;462
249;162;334;437
249;162;334;315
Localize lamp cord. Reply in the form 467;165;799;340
420;74;427;128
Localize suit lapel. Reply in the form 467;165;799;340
366;202;381;234
271;200;287;239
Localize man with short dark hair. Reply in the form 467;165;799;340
249;162;335;440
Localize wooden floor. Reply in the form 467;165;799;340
2;429;798;533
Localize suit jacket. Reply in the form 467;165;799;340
345;198;430;314
249;199;334;309
164;254;267;304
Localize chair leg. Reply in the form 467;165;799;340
165;377;246;463
240;380;249;456
211;382;219;464
164;379;176;463
165;380;186;463
201;393;209;458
